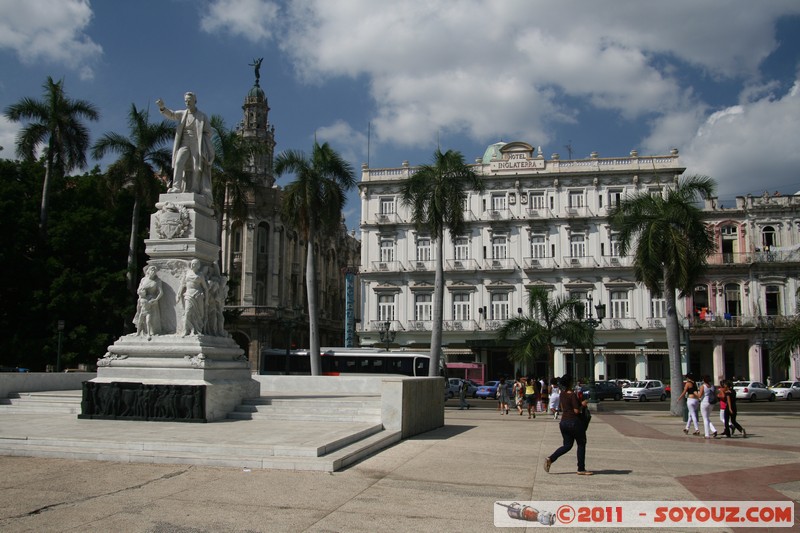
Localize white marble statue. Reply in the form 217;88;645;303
133;265;163;339
177;259;209;336
156;92;215;203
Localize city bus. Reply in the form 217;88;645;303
260;347;432;377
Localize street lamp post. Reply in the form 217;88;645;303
56;320;65;372
582;294;605;406
379;320;396;351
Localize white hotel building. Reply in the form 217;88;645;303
356;142;800;384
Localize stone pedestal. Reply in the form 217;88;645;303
84;192;259;422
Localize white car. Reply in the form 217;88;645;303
733;381;776;402
622;380;666;402
770;381;800;400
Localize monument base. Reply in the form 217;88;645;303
85;334;260;421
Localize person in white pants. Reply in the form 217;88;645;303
677;373;700;435
697;375;718;439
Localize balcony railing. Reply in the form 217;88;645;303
408;320;431;331
522;257;559;270
602;255;633;267
524;207;555;219
408;259;433;272
601;318;641;330
443;320;479;331
646;317;666;329
371;260;403;272
484;258;518;271
564;206;594;218
375;212;402;225
448;258;480;271
562;256;598;268
485;209;511;221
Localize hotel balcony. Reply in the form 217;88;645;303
375;212;402;225
524;207;555;219
371;260;403;273
563;206;594;218
562;256;599;269
443;320;480;332
448;258;480;272
522;257;559;271
601;255;634;268
484;209;512;221
601;317;641;330
408;259;434;272
484;258;518;272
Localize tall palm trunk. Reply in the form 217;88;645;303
664;268;683;416
306;219;320;375
39;144;55;237
429;235;445;376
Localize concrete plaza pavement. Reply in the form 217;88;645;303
0;402;798;532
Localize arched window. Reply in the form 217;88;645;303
762;226;777;248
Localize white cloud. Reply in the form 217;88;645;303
0;0;102;80
0;115;18;157
315;120;368;169
200;0;279;42
268;1;800;149
682;80;800;198
198;0;800;182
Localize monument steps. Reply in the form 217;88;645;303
228;395;381;423
0;426;401;472
0;391;82;414
0;391;401;472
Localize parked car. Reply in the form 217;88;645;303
733;381;776;401
770;381;800;400
579;381;623;401
622;380;666;402
445;378;479;399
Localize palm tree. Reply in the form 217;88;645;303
769;321;800;377
497;286;590;378
209;116;259;259
4;76;99;237
609;175;716;415
274;142;356;375
91;103;172;297
400;149;485;376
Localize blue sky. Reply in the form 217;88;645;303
2;0;800;233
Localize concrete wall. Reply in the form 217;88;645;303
0;372;95;399
255;375;445;438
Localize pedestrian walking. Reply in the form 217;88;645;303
513;377;525;415
721;380;746;438
698;374;718;439
543;375;593;475
677;373;700;435
497;377;510;415
458;379;471;410
548;377;561;419
525;376;536;419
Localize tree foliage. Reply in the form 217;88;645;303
609;175;716;415
497;286;591;378
3;76;99;236
400;149;484;376
274;141;356;374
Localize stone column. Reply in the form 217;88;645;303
553;345;566;377
713;336;725;383
748;342;762;382
635;346;647;380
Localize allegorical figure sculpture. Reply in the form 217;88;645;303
205;263;228;336
177;259;209;336
133;265;163;338
156;92;215;204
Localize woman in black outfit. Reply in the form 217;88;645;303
543;375;593;475
721;380;746;438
